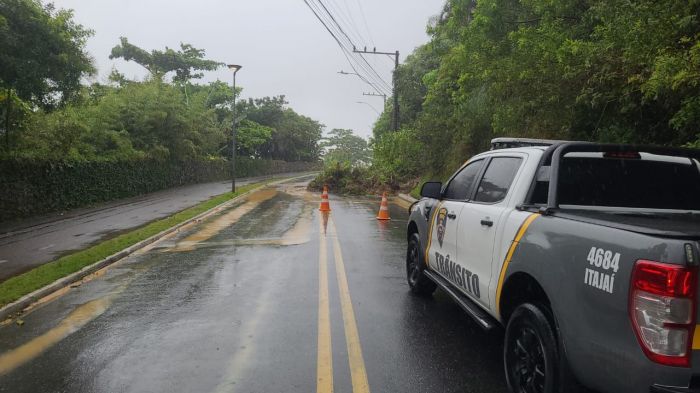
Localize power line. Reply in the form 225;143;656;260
304;0;373;89
304;1;374;87
312;0;391;91
326;0;366;46
302;0;392;95
353;0;376;48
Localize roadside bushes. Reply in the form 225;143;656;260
309;129;428;196
308;161;377;194
308;160;415;195
0;157;320;222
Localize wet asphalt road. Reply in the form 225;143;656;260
0;173;311;283
0;179;509;393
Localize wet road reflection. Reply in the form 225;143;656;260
0;180;512;393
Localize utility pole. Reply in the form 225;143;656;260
353;46;400;131
362;92;387;107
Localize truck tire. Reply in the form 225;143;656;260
504;303;562;393
406;233;437;296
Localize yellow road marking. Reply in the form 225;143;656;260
328;217;371;393
317;213;333;393
170;188;277;252
0;295;115;376
495;213;540;317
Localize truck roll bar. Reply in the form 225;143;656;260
546;143;700;210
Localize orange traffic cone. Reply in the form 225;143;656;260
319;185;331;212
376;192;391;220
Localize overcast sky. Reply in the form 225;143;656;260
51;0;443;139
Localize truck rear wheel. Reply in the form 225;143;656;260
406;233;436;296
504;303;560;393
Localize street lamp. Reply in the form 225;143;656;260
228;64;242;192
338;70;360;77
338;70;386;97
356;101;380;115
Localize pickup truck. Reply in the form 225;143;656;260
405;138;700;393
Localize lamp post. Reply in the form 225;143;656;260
228;64;242;192
356;101;380;115
338;70;385;99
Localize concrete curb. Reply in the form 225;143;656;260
397;193;418;204
0;174;313;322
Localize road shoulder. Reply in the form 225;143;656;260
0;175;311;322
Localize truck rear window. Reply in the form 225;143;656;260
557;157;700;210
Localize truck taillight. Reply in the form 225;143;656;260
630;260;697;367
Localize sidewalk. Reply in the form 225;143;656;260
0;173;315;282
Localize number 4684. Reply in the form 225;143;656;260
587;247;620;273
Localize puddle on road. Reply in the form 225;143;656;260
168;186;315;251
0;185;316;376
278;183;316;203
273;202;314;245
169;188;278;252
183;205;314;249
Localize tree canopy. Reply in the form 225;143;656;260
0;0;94;107
109;37;223;83
0;0;94;148
241;96;323;162
321;129;371;166
2;19;322;164
372;0;700;179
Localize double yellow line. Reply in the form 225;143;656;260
317;215;370;393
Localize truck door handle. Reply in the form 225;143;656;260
447;212;457;220
480;219;493;227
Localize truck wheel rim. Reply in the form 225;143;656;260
508;326;546;393
408;242;420;285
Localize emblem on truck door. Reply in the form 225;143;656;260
436;207;448;247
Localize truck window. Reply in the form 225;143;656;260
556;156;700;210
443;159;484;200
474;157;522;203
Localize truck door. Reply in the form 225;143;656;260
427;159;485;289
456;156;523;308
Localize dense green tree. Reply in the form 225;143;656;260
14;79;228;160
0;0;94;148
109;37;222;84
236;120;274;157
321;129;371;166
241;96;323;162
372;0;700;181
11;79;321;163
109;38;224;106
187;81;273;158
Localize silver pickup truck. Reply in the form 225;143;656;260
406;138;700;393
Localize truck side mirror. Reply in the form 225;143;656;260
420;181;442;199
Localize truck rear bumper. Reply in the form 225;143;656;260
651;385;700;393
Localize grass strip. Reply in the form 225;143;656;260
0;181;267;308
